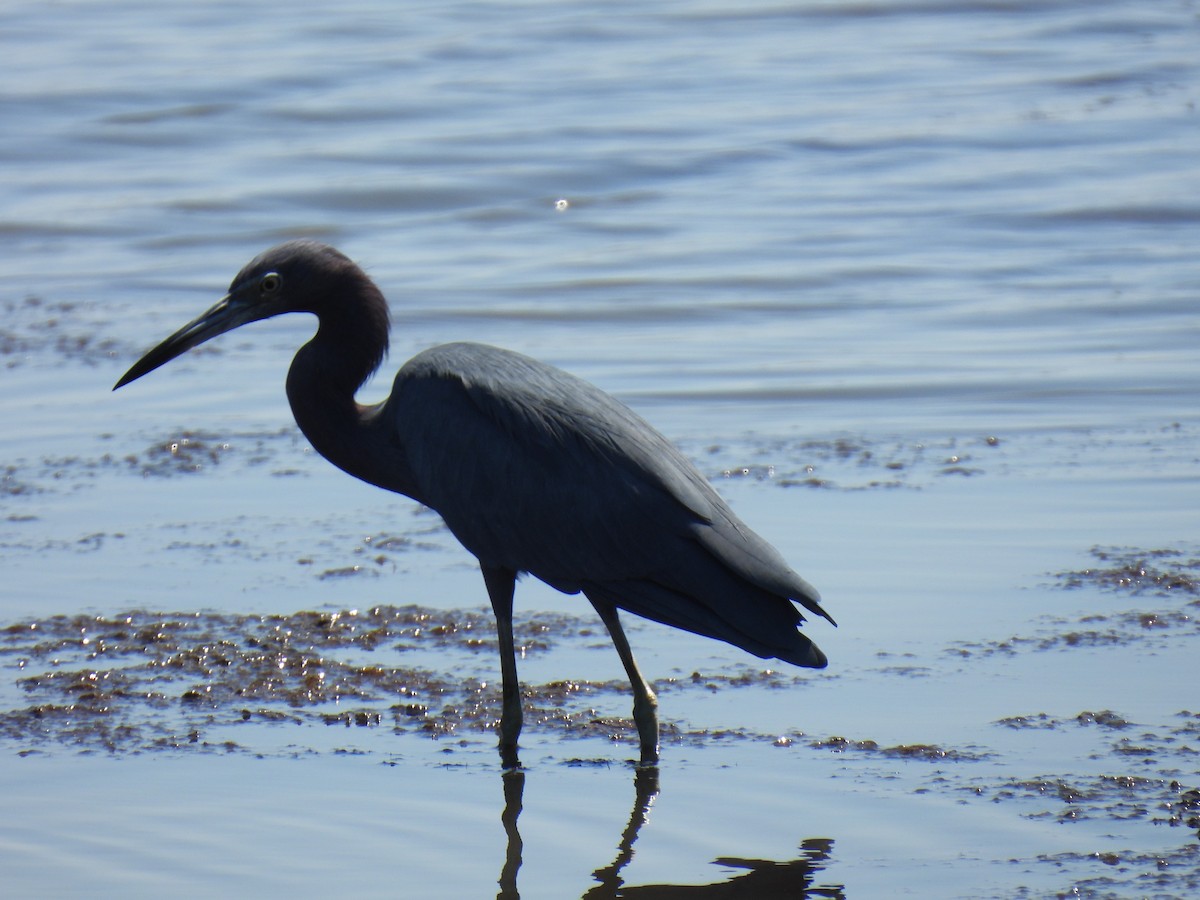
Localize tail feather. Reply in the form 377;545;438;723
564;500;834;669
581;577;828;670
693;507;837;628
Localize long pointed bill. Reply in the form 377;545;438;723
113;290;268;390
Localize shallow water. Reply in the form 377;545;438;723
3;1;1199;897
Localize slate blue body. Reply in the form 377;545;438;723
390;342;830;665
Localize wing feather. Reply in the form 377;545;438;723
388;342;831;665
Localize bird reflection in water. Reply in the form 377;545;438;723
115;242;834;769
496;767;844;899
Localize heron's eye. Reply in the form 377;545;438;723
260;273;283;295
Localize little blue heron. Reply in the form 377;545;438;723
114;240;834;767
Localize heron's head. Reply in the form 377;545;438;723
113;241;386;390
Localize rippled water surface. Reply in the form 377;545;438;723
3;1;1199;897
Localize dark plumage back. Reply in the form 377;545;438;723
391;342;833;668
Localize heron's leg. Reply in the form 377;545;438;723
589;598;660;765
483;565;522;770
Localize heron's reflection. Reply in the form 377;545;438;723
496;766;842;899
497;769;525;900
583;766;660;897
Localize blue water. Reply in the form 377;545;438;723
2;1;1199;896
